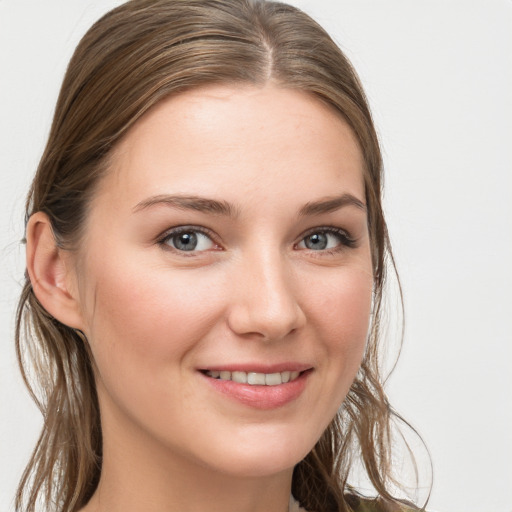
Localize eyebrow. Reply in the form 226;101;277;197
132;192;366;217
298;194;366;216
132;194;238;217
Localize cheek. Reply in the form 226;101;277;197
310;268;373;347
81;254;225;385
307;268;373;400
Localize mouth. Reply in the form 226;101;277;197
198;364;313;409
201;369;303;386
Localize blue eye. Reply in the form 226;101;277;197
297;229;354;251
161;229;215;252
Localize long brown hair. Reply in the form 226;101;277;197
16;1;420;511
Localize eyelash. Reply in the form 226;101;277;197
156;225;357;255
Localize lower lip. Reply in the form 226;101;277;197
201;371;311;410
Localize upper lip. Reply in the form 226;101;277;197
199;362;313;373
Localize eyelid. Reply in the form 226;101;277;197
300;225;354;240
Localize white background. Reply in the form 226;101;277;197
1;1;511;511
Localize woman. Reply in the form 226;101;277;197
15;1;422;511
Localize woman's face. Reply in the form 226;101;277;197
75;84;373;477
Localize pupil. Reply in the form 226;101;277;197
306;233;327;250
175;232;198;251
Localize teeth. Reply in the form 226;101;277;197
232;371;247;384
248;372;266;385
205;370;302;386
265;372;281;385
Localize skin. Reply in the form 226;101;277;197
28;84;373;512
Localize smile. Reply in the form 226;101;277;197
203;370;301;386
201;367;311;409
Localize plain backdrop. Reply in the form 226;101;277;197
1;1;511;511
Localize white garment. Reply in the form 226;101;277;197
289;495;309;512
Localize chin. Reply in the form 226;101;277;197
193;426;319;478
208;452;304;479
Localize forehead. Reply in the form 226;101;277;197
94;84;365;213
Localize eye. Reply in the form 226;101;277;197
297;229;354;251
160;228;216;252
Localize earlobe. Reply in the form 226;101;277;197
26;212;84;330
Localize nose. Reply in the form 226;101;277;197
226;250;306;341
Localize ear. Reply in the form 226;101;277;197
26;212;85;330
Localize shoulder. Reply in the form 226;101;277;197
290;494;421;512
344;494;421;512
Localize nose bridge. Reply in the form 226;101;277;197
228;242;305;339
